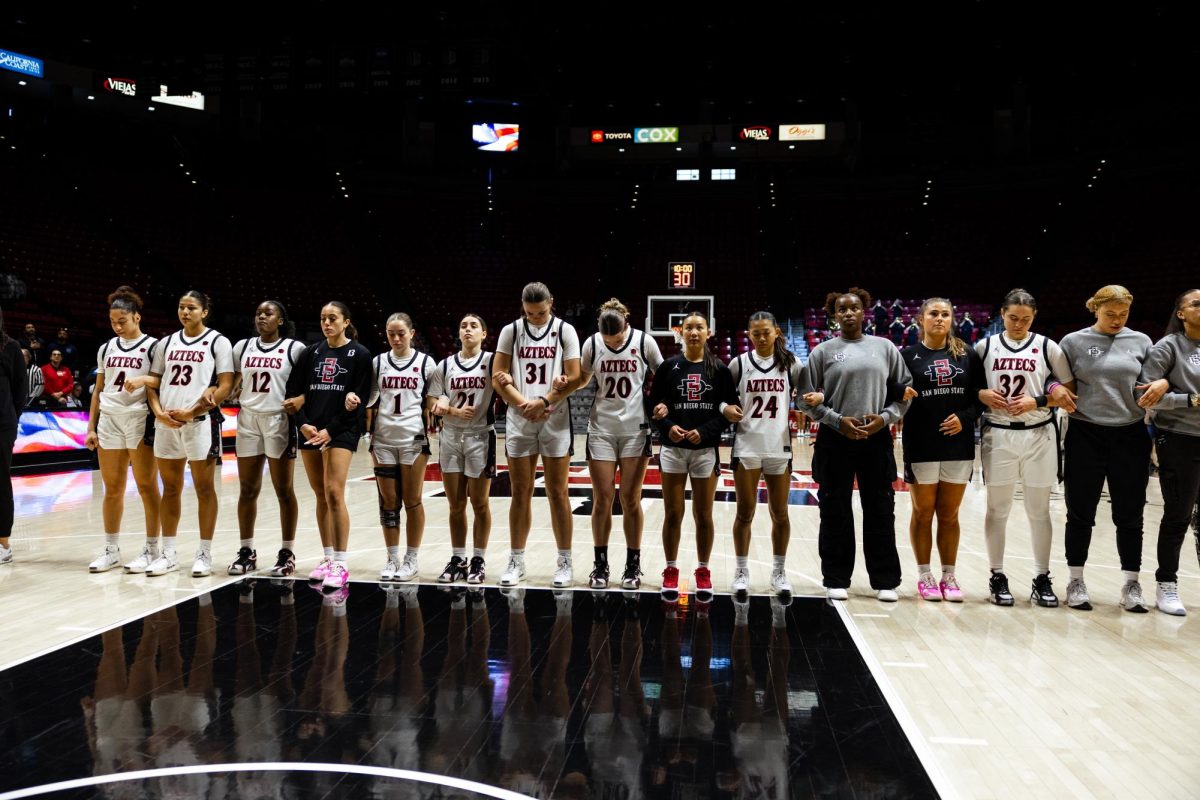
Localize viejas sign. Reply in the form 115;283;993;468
101;77;137;96
738;125;773;141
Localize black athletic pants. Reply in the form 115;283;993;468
813;425;901;590
1063;419;1151;572
1154;429;1200;582
1;428;15;538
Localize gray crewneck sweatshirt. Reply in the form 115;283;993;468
801;335;911;428
1059;326;1153;426
1142;332;1200;436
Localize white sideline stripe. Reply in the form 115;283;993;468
882;661;929;669
929;737;990;747
0;763;536;800
852;613;891;618
834;602;959;800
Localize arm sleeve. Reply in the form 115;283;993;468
495;324;515;356
285;345;314;428
559;322;581;362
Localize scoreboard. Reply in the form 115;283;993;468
668;262;696;290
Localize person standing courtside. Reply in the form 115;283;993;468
0;307;27;565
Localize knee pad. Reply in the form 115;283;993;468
374;465;400;481
379;506;400;529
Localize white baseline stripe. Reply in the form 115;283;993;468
0;762;535;800
929;737;989;747
834;602;959;800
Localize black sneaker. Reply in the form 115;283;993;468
589;560;610;589
268;548;295;578
438;555;468;584
621;559;643;590
227;547;257;576
988;572;1015;606
1031;573;1059;607
466;556;486;584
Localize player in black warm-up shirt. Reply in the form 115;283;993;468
646;311;737;602
283;301;373;592
899;298;986;603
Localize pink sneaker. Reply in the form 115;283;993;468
939;574;963;602
322;562;349;591
308;558;333;583
917;573;942;602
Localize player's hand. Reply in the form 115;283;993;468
1049;383;1077;413
1136;379;1170;409
122;376;145;393
978;389;1007;410
459;405;476;420
652;403;669;421
305;427;332;448
552;374;570;392
903;386;919;401
668;425;687;443
519;397;547;421
838;416;868;439
723;404;744;423
85;431;98;451
802;391;825;407
166;407;193;423
684;429;702;445
494;371;513;388
939;413;963;436
345;392;361;411
1006;394;1037;416
200;389;218;409
156;410;183;429
431;399;450;417
283;396;304;414
861;413;886;436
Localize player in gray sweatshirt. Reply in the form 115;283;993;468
1138;288;1200;616
801;288;911;602
1057;285;1155;613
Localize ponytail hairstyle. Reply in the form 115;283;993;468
598;298;629;337
325;300;358;341
823;287;873;317
748;310;795;372
386;311;415;329
108;286;144;315
682;310;720;381
918;297;965;358
181;289;211;313
262;299;296;339
1001;287;1037;313
521;281;553;304
1165;289;1200;336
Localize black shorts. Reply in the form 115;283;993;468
298;429;361;453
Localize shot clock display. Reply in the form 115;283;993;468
668;262;696;290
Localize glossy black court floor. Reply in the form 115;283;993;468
0;582;938;799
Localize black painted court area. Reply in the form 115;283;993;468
0;583;938;799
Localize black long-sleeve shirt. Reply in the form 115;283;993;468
1;340;28;431
899;343;986;464
646;355;736;449
284;340;374;437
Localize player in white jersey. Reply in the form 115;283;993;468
570;299;662;590
145;291;235;579
354;313;434;583
725;311;803;598
84;287;163;574
229;300;308;578
492;282;582;587
427;313;497;584
976;288;1076;607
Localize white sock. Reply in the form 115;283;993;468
387;546;400;560
405;547;419;560
163;540;177;556
323;546;335;560
666;560;678;568
147;537;161;553
736;556;748;570
473;547;486;559
772;555;786;571
917;563;931;576
106;534;120;548
198;541;211;556
511;548;525;559
240;538;253;549
1123;571;1139;583
453;547;466;559
698;561;709;568
282;539;295;551
942;564;955;576
333;550;347;563
1069;566;1085;579
558;549;572;561
985;483;1015;571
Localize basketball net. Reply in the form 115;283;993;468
671;325;683;345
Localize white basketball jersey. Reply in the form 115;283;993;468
582;328;663;436
233;337;306;413
151;329;235;411
730;351;801;457
976;333;1068;426
429;351;496;433
501;316;579;423
370;351;434;444
96;335;158;414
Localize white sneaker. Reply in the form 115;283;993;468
89;546;122;573
379;558;399;582
1157;581;1187;616
0;544;13;565
395;554;419;582
191;550;213;577
1066;577;1092;610
499;554;526;587
770;568;792;596
146;551;179;576
1120;580;1149;613
826;587;848;601
876;589;899;602
731;567;750;595
125;544;157;573
552;555;574;588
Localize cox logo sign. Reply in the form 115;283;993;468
739;126;772;141
634;127;679;144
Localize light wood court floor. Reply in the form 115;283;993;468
3;433;1198;799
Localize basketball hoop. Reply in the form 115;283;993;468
671;325;683;345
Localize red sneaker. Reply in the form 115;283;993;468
660;565;680;600
694;566;713;603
